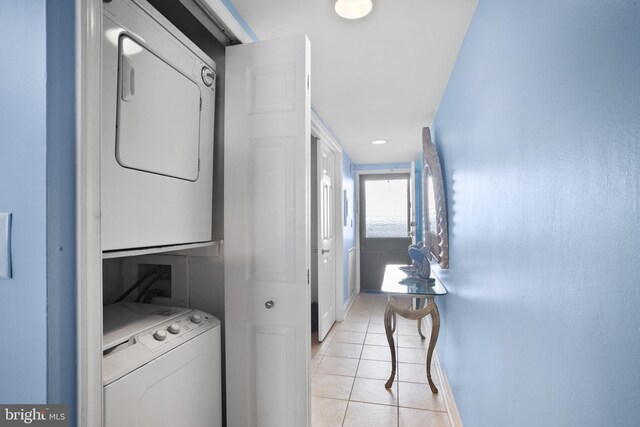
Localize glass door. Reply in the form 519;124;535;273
359;174;411;291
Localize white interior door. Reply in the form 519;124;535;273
317;140;336;340
410;160;417;245
224;36;311;427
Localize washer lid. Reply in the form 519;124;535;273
103;302;190;350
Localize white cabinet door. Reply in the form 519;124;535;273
318;140;336;341
224;36;311;427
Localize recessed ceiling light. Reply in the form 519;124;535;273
371;139;387;145
334;0;373;20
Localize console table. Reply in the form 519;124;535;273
381;264;448;393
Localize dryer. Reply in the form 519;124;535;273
101;0;216;251
103;302;221;427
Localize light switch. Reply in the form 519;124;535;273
0;213;12;279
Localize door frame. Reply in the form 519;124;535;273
76;1;253;425
76;0;104;424
354;168;413;296
311;113;346;322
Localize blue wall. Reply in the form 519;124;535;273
433;1;640;425
0;3;76;419
0;0;49;403
342;153;356;303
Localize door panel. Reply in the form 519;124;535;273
224;36;310;427
318;141;336;340
359;174;411;291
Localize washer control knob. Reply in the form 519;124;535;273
190;314;202;324
168;323;181;334
153;330;167;341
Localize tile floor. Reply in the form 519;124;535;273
311;293;452;427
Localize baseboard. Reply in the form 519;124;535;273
341;289;357;319
433;350;463;427
421;318;463;426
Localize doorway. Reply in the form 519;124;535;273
359;173;412;291
311;136;338;342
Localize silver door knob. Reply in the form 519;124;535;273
321;249;330;254
265;300;275;309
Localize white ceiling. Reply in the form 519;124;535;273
230;0;478;164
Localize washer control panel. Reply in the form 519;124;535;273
103;307;220;386
139;310;216;351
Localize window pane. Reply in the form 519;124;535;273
365;178;408;238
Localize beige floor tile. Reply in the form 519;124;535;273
364;333;390;346
311;293;453;426
397;362;439;385
361;345;393;362
349;305;372;314
349;309;372;316
370;307;386;315
337;321;369;333
368;314;385;325
324;327;338;342
312;396;349;427
350;377;398;406
342;401;398;427
312;338;332;357
317;356;359;377
398;382;447;412
325;342;363;359
395;316;418;325
399;407;450;427
356;359;392;381
311;353;323;375
398;347;427;364
396;322;422;336
367;323;387;334
345;314;371;324
312;373;354;400
333;331;366;344
397;335;428;349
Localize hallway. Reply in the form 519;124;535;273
311;293;453;426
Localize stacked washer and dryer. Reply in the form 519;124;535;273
101;0;221;425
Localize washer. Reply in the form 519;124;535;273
103;302;221;427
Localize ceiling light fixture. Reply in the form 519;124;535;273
334;0;373;20
371;139;387;145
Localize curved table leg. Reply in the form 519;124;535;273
384;304;397;389
391;311;397;334
426;296;440;393
417;317;426;340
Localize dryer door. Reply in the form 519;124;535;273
116;35;201;182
